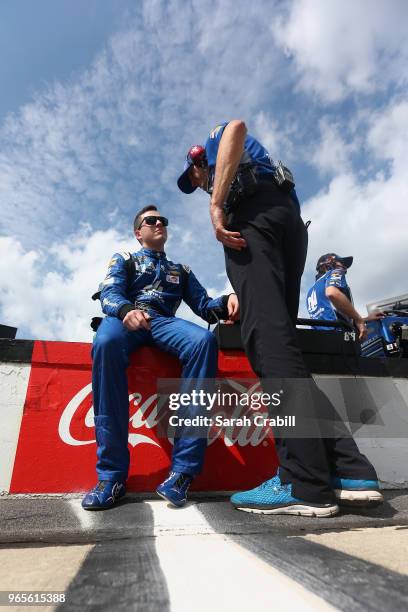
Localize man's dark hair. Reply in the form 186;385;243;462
133;205;158;233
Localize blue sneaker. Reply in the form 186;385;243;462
332;477;383;506
156;472;193;507
81;480;126;510
231;476;339;517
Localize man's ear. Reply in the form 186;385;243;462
134;229;142;244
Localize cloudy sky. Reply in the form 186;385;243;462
1;0;407;341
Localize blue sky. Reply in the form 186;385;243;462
1;0;407;341
0;1;121;120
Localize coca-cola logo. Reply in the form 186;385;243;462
58;380;273;448
58;384;163;448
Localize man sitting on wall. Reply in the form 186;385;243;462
82;205;239;510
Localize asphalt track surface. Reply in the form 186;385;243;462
0;491;407;611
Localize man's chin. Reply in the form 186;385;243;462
152;238;166;250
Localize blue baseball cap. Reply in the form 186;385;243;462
316;253;353;270
177;145;207;194
177;158;196;194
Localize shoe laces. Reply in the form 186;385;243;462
162;472;192;491
259;476;280;489
259;476;290;494
175;474;191;489
162;472;178;486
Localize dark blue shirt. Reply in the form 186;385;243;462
204;122;299;205
205;122;276;177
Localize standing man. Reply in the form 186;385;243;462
178;121;382;516
307;253;383;337
82;205;239;510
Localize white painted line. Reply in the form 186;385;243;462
68;498;95;530
146;500;214;536
147;501;337;612
0;363;31;493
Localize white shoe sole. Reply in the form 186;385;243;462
234;504;339;517
335;489;383;505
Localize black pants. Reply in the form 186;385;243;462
224;184;377;503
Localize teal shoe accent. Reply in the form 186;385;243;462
231;475;338;517
332;477;383;506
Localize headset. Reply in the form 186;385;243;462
187;145;207;168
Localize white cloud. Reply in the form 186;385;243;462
252;111;297;164
301;97;408;317
1;0;408;342
0;225;233;341
273;0;408;102
0;229;134;341
0;0;286;282
366;100;408;170
309;118;358;176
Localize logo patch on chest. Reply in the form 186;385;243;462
166;274;180;284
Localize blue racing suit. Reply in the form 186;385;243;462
92;247;229;482
306;268;353;330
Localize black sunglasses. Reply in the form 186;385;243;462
138;215;169;230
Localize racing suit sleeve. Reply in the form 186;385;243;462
325;268;347;289
182;268;230;323
325;268;354;306
100;253;135;319
325;269;349;293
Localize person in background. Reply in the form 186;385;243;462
306;253;384;339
